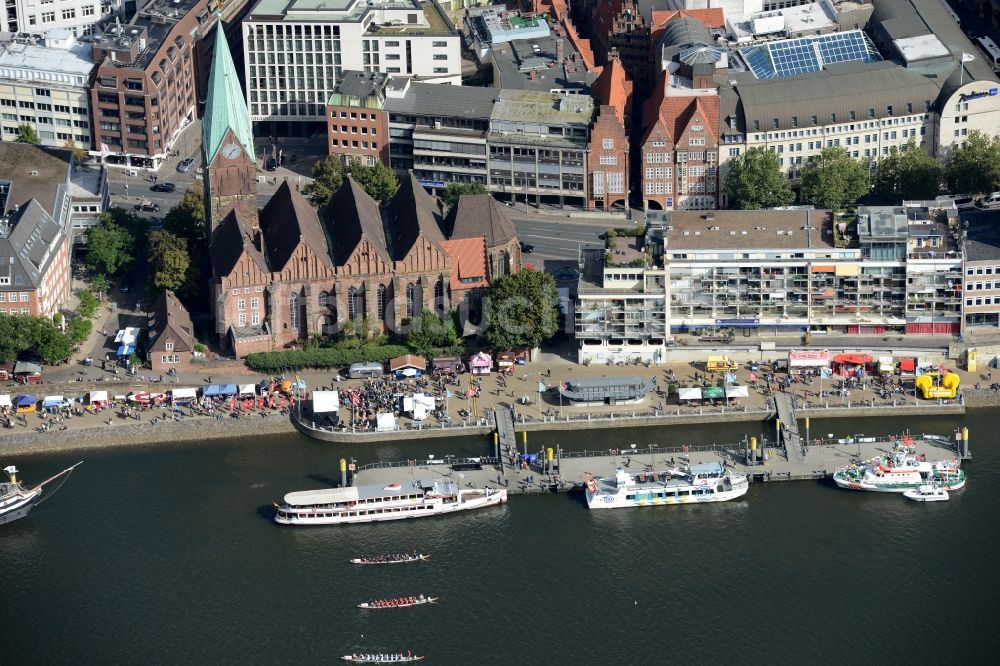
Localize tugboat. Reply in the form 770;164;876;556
1;462;83;526
833;437;965;493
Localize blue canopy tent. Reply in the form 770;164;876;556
16;394;36;407
116;344;136;357
202;384;238;397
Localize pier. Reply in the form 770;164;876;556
494;407;519;470
353;431;970;496
772;393;804;462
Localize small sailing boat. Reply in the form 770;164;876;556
1;462;83;526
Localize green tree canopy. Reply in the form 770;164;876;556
68;317;92;345
348;160;399;203
85;220;136;276
148;230;191;293
799;147;870;210
16;124;40;145
872;141;941;203
944;131;1000;195
90;274;110;300
0;314;74;364
303;157;399;208
163;182;206;245
723;147;795;209
76;290;98;319
64;138;89;164
404;309;460;356
441;182;488;208
481;269;560;351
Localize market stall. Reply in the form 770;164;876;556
788;350;831;374
312;390;340;413
677;387;702;401
832;353;873;378
468;351;493;376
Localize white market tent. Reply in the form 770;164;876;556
0;394;11;408
312;390;340;413
171;388;198;401
678;387;702;401
725;386;750;398
376;412;396;432
88;390;109;404
238;384;257;397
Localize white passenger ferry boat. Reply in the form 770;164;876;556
833;439;966;493
584;463;749;509
274;479;506;525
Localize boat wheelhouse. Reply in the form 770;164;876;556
274;480;506;525
584;463;749;509
833;439;966;493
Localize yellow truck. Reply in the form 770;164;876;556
706;356;739;372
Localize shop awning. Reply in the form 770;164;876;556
788;350;831;367
702;386;725;399
899;359;916;372
312;390;340;413
832;353;873;364
678;387;702;400
725;386;750;398
203;384;238;397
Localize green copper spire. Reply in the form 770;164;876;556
202;25;255;164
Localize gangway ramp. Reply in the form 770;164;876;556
494;407;519;470
772;393;805;462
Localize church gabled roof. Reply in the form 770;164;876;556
323;177;390;265
384;172;445;260
202;27;255;165
260;182;334;273
442;194;518;249
210;209;267;278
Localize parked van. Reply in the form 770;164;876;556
348;362;384;379
954;197;977;210
982;192;1000;208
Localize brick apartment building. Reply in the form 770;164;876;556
327;70;391;167
587;54;632;211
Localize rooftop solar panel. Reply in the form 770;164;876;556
739;29;882;80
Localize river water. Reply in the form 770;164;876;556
3;412;998;665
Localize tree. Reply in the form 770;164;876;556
723;147;795;209
91;274;110;301
347;160;399;203
64;138;89;164
85;221;136;275
148;230;191;292
302;156;348;208
405;309;460;355
76;290;99;319
33;319;72;364
944;130;1000;195
16;124;40;145
441;182;487;208
481;269;559;351
799;147;869;210
164;182;206;244
303;157;399;208
68;317;92;345
872;141;941;203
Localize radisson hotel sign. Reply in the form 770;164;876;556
960;88;999;102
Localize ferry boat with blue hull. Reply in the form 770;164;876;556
585;463;748;509
274;480;506;525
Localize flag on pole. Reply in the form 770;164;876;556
962;52;976;62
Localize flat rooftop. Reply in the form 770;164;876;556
93;0;205;70
893;34;950;62
0;144;70;215
249;0;455;36
492;37;597;93
728;2;837;42
383;79;497;119
0;38;94;81
492;90;593;124
664;210;834;251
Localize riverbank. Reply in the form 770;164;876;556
2;388;993;456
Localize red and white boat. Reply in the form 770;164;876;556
357;595;438;609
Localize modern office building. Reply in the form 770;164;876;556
0;0;121;36
243;0;462;138
0;30;93;149
575;206;963;362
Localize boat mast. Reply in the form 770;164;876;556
30;461;83;492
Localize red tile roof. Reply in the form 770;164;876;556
440;237;489;292
651;8;726;46
591;55;633;124
641;82;720;147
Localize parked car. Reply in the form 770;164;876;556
552;267;580;281
519;242;535;253
151;182;176;193
134;202;160;213
981;192;1000;209
177;158;196;173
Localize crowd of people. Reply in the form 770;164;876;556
362;595;429;608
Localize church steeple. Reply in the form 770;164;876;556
202;25;259;241
202;26;255;165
